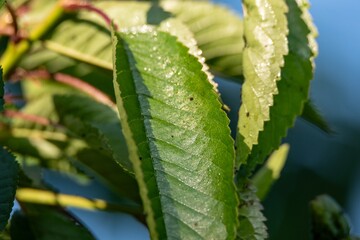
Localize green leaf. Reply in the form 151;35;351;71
112;26;238;239
301;100;332;134
0;148;19;231
236;0;289;167
237;0;318;175
310;195;351;240
0;0;4;9
237;182;267;240
52;94;132;173
51;94;141;202
252;144;289;201
11;206;95;240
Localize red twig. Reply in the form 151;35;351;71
4;94;25;103
12;69;115;108
4;110;52;126
62;0;118;30
54;72;115;107
5;2;21;43
0;27;27;39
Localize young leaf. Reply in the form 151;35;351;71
237;182;267;240
0;148;19;231
310;195;351;240
236;0;289;167
252;144;289;201
237;0;318;175
112;26;238;239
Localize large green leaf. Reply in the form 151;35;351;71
112;26;238;239
237;182;267;240
0;148;19;231
236;0;289;167
11;206;95;240
237;0;318;175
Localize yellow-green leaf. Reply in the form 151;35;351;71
252;144;289;200
236;0;289;167
237;0;318;175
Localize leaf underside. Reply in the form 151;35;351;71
237;0;318;175
112;27;238;239
0;148;19;231
236;0;289;167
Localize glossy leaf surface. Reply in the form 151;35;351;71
112;27;238;239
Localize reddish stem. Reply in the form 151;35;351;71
54;72;115;107
12;69;115;108
0;27;27;40
62;0;118;30
5;2;21;43
4;110;52;126
4;94;25;102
